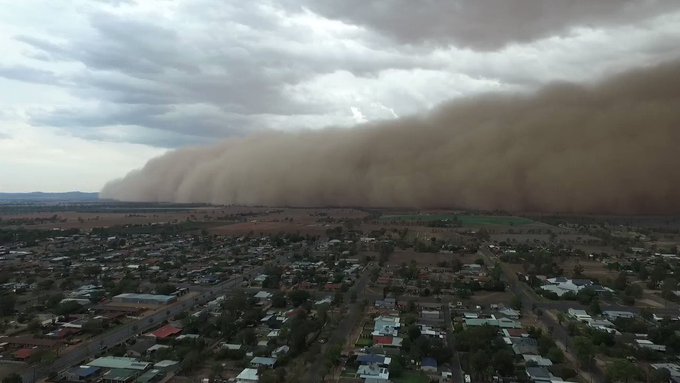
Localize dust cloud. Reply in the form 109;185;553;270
101;61;680;214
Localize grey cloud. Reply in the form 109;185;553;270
297;0;680;49
0;65;61;85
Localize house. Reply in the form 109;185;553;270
512;337;539;355
135;369;165;383
357;354;391;367
374;297;396;310
14;348;36;361
372;316;400;337
254;291;272;300
235;368;259;383
250;356;277;369
421;357;438;372
87;357;151;371
103;369;139;383
526;366;553;382
271;345;289;358
498;307;521;319
542;278;614;297
635;339;667;352
62;366;101;383
650;363;680;378
603;310;636;320
523;355;553;367
567;309;591;322
357;364;390;381
373;336;403;348
464;317;522;329
150;325;182;340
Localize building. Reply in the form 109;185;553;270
150;325;182;340
103;369;139;383
603;310;636;320
112;294;176;305
87;357;151;371
421;357;438;372
357;364;390;382
372;316;400;337
250;356;277;369
62;366;102;382
236;368;259;383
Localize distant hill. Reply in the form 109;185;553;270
0;192;99;202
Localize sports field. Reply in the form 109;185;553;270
378;214;533;226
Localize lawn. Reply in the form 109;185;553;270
355;338;373;347
379;214;533;226
394;371;430;383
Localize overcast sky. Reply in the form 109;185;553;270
1;0;680;192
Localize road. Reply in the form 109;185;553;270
442;303;464;383
22;266;263;382
302;264;372;383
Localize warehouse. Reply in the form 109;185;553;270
112;293;177;305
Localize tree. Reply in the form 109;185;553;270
573;337;595;367
332;291;343;306
573;263;585;278
271;292;286;308
388;357;404;378
288;290;311;307
606;359;642;383
491;349;514;376
155;283;176;295
614;272;628;291
349;289;357;303
588;298;602;316
0;293;17;316
511;295;522;310
547;346;564;363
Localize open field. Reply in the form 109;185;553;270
379;213;534;226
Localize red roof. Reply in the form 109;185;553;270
504;328;528;337
373;336;393;345
14;348;35;360
152;325;182;339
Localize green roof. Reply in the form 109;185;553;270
104;369;138;382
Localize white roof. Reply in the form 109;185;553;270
236;368;259;380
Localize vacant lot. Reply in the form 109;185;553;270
388;250;479;266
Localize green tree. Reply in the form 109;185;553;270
271;292;286;308
589;298;602;316
288;290;311;307
606;359;642;383
573;337;595;367
388;357;404;378
0;293;17;316
2;373;22;383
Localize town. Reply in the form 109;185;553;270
1;204;680;383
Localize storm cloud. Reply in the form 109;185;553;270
102;61;680;214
